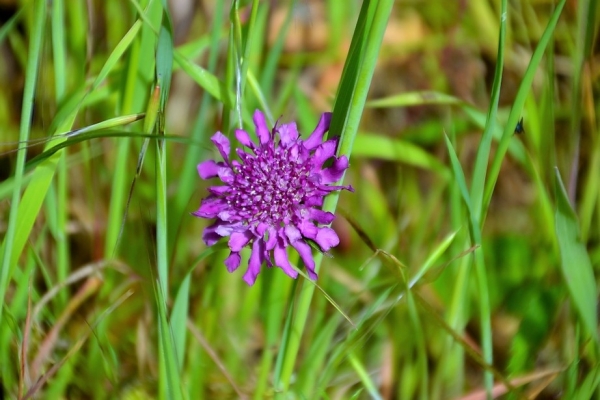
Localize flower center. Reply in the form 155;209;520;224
226;145;313;226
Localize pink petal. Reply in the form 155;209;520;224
298;219;318;240
284;225;302;243
225;252;241;272
214;222;244;237
274;244;298;279
303;112;332;150
256;222;269;236
197;160;221;179
194;197;226;218
308;209;335;224
320;156;349;183
208;186;230;196
243;240;264;286
229;231;253;252
314;227;340;251
291;240;317;280
211;131;230;161
265;226;278;250
253;110;271;145
217;209;234;222
201;221;227;245
304;196;324;207
311;139;338;170
235;128;255;149
278;122;299;146
217;165;235;184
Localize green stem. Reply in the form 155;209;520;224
0;0;46;326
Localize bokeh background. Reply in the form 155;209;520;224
1;0;599;398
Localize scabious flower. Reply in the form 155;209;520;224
194;110;353;285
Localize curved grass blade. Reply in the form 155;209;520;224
275;0;395;393
469;0;507;221
554;168;599;345
0;8;23;46
24;130;199;171
353;133;450;177
174;52;235;109
444;133;493;392
366;91;465;108
483;0;567;216
0;0;46;327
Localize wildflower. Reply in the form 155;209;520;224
194;110;353;285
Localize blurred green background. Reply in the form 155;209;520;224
0;0;599;398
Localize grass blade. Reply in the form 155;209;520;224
276;0;395;392
0;0;46;326
483;0;567;216
554;168;599;345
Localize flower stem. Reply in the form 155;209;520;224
274;0;394;393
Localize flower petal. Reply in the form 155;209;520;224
215;222;246;237
225;252;241;272
314;227;340;251
284;225;302;243
229;231;253;252
320;156;349;183
201;220;227;245
208;185;231;196
217;165;235;184
265;226;278;250
291;240;317;280
298;219;318;240
311;139;338;170
194;109;354;285
253;110;271;145
243;239;264;285
211;131;230;161
304;196;324;207
308;208;335;224
197;160;221;179
235;128;255;149
303;112;332;150
274;244;298;279
193;196;227;218
278;122;299;146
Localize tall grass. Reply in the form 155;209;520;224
0;0;598;398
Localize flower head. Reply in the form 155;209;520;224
194;110;352;285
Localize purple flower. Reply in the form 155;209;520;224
193;110;353;285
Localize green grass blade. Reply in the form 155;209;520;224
156;281;184;400
554;168;599;345
170;274;190;372
483;0;567;216
443;134;473;215
572;364;600;400
0;0;46;326
258;0;294;98
366;91;464;108
52;0;69;308
104;0;161;257
169;0;225;260
92;19;143;92
174;52;235;108
353;133;450;176
0;7;22;45
276;0;395;392
348;351;383;400
469;0;507;219
444;133;493;392
155;5;178;395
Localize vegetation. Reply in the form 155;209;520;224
0;0;598;398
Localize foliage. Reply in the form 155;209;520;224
0;0;598;398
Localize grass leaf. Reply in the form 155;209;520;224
554;168;599;345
